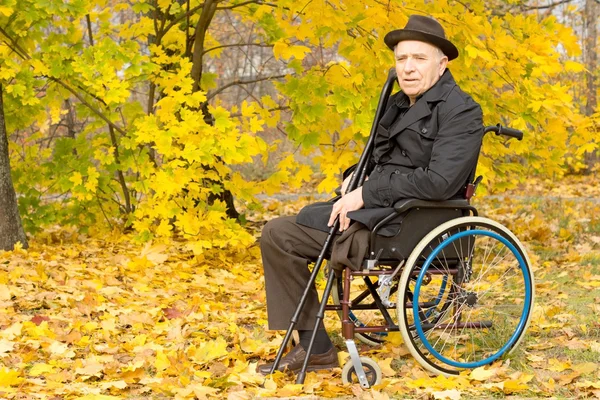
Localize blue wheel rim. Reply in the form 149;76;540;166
412;229;532;369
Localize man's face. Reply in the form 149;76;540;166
394;40;448;104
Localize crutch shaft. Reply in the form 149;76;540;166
296;267;337;384
269;220;340;374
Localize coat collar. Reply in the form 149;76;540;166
387;69;456;138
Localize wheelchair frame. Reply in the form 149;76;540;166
266;68;535;388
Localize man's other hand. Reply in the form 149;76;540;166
328;188;365;232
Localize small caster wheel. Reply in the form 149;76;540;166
341;356;382;387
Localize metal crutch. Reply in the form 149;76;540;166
268;68;398;383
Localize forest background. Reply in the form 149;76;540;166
0;0;599;398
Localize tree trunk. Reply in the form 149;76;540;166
585;0;598;116
190;0;239;220
584;0;598;168
0;84;28;250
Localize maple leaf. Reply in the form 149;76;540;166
162;306;184;319
0;368;23;387
30;315;50;326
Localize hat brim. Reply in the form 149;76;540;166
384;29;459;61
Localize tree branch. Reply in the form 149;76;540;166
161;3;205;35
521;0;574;11
216;0;279;10
50;78;127;136
108;125;132;214
0;26;30;60
205;74;287;102
230;105;289;118
202;42;273;55
191;0;218;92
86;15;94;46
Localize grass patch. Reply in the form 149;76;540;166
582;253;600;267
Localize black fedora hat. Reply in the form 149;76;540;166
384;15;459;61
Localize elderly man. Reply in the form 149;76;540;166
257;15;484;375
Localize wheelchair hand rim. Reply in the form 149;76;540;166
412;229;533;369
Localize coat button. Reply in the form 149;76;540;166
383;199;391;207
376;165;383;172
421;128;428;134
401;150;407;157
394;169;400;174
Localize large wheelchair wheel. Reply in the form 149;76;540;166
331;275;390;345
397;217;535;376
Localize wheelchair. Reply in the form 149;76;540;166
267;69;535;389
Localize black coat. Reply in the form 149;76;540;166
297;70;484;235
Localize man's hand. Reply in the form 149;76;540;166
328;188;365;232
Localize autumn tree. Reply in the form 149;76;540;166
0;0;597;252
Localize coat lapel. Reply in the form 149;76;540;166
387;100;431;139
386;69;457;139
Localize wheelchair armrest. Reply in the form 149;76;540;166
393;198;475;213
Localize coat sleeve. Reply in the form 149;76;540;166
362;101;483;208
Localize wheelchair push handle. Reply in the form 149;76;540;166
485;124;524;141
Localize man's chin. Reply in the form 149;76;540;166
400;88;420;97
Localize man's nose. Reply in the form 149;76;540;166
403;57;415;72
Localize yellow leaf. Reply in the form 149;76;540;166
277;384;303;396
30;59;49;75
337;351;349;366
432;389;462;400
0;6;12;16
75;361;104;377
286;45;311;60
0;339;14;354
157;0;171;11
469;366;496;381
0;368;23;387
29;363;55;376
154;349;170;372
99;380;128;390
573;362;597;374
141;243;169;265
548;358;571;372
70;172;83;186
379;357;396;377
503;379;530;393
464;44;480;59
191;337;229;365
264;377;277;391
273;40;287;60
564;60;584;72
386;331;403;345
49;341;70;357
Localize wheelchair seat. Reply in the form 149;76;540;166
366;198;475;264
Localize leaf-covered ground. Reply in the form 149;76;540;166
2;176;600;399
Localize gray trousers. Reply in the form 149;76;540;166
260;215;370;330
260;216;330;330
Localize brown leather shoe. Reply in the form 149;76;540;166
257;344;338;375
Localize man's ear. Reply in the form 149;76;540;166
439;57;448;75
